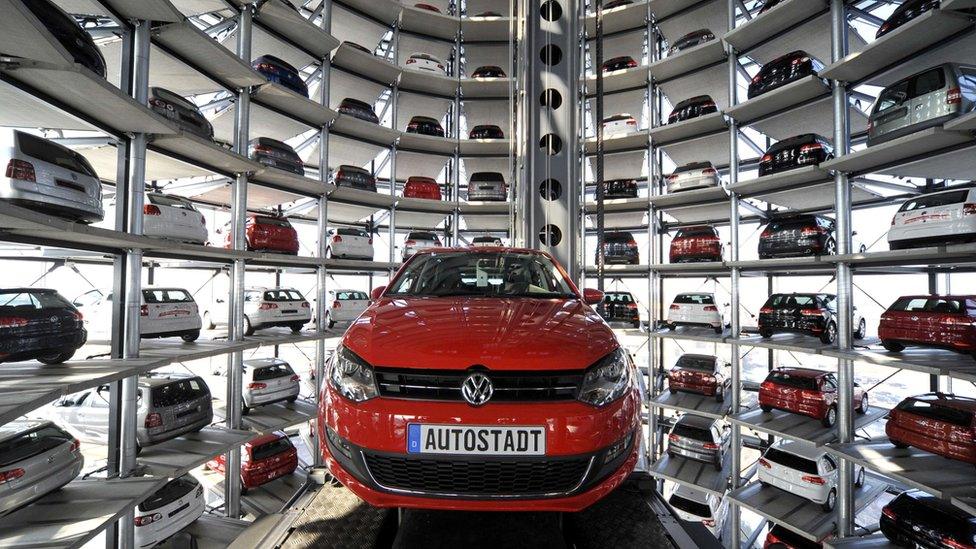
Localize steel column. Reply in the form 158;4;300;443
452;24;461;245
594;0;605;291
389;24;399;267
645;4;659;463
726;2;742;547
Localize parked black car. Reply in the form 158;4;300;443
758;133;833;177
758;0;785;15
332;165;377;192
881;490;976;549
338;97;379;124
668;95;718;124
605;0;633;8
600;291;641;327
248;137;303;175
252;54;308;97
758;214;836;258
600;178;639;199
405;116;444;137
668;29;715;56
598;232;640;265
25;0;106;78
877;0;940;38
469;125;504;139
148;87;214;140
343;41;372;55
748;50;824;99
601;56;637;73
472;65;506;78
758;293;866;343
0;288;86;364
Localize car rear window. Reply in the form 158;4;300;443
675;355;715;372
255;216;292;228
763;447;819;475
151;378;209;408
673;294;715;305
671;423;712;442
889;297;965;313
251;437;293;461
675;227;716;238
766;219;818;232
767;295;817;308
0;290;72;310
0;425;72;468
897;399;974;427
143;289;194;304
604;233;634;243
253;363;295;381
336;291;368;300
911;67;947;99
669;494;711;518
604;293;634;304
263;289;305;302
898;190;970;212
408;232;438;241
138;475;197;512
766;371;818;390
336;228;369;237
149;194;195;210
17;132;97;177
470;172;504;182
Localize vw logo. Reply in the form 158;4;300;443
461;373;493;406
911;316;919;321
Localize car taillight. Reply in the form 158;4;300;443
627;239;637;247
881;506;897;521
701;101;715;109
667;174;679;182
751;73;762;84
259;302;278;310
145;412;163;429
760;153;773;164
760;381;775;391
702;442;719;450
143;204;162;216
703;305;718;312
670;304;680;310
759;307;773;314
627;302;638;310
290;374;301;382
766;531;781;543
301;301;310;308
626;119;637;126
878;22;890;34
801;475;826;485
791;56;811;65
941;536;975;549
70;438;80;452
256;63;274;71
253;145;274;154
800;143;822;154
368;238;373;245
5;159;36;182
703;168;717;175
759;458;771;468
406;59;415;64
963;203;976;215
801;226;824;236
437;64;444;70
405;240;416;246
134;513;162;527
140;304;148;317
702;518;715;527
760;229;773;238
801;308;825;316
332;300;341;309
947;87;962;105
332;235;342;243
0;468;25;485
0;317;29;329
248;382;267;389
668;434;679;443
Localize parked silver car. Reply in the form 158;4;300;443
51;374;212;451
868;63;976;146
0;129;104;223
241;358;301;414
666;414;731;471
0;420;82;516
467;172;507;202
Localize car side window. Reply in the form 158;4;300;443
821;455;836;472
822;375;838;391
876;80;910;112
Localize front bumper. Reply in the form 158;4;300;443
321;385;641;511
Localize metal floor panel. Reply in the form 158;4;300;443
282;481;392;549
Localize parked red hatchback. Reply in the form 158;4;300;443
319;248;640;511
403;176;442;200
668;354;731;402
879;295;976;359
223;214;299;255
759;368;868;427
669;225;723;263
886;393;976;465
207;431;297;492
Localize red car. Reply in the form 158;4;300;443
207;431;297;492
669;225;723;263
319;248;641;512
403;176;442;200
764;525;821;548
223;214;299;255
879;295;976;358
668;354;731;402
886;393;976;465
759;368;868;428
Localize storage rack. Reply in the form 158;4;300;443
0;0;515;546
582;0;976;546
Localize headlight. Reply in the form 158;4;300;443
578;348;633;407
329;345;378;402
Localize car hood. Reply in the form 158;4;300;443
343;296;619;371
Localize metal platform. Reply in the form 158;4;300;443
650;326;729;344
730;332;839;355
650;112;728;144
825;534;899;549
152;21;266;92
138;427;255;479
823;345;976;382
731;406;887;446
724;0;827;56
253;0;339;59
727;76;829;126
584;1;649;36
649;39;725;83
651;389;732;420
649;453;730;497
166;514;252;549
331;43;401;86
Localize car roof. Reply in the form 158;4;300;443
676;292;714;297
246;431;289;448
331;288;366;294
906;392;976;413
243;358;289;367
772;367;828;379
770;439;824;460
139;373;199;387
896;295;976;300
675;414;716;429
0;419;53;444
672;484;711;503
0;287;58;294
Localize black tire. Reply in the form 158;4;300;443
713;460;723;472
820;322;837;344
759;328;773;338
854;318;866;340
202;312;215;330
716;390;725;403
290;322;304;333
181;330;200;343
891;439;909;449
667;323;676;331
37;350;75;365
242;401;250;416
760;404;772;413
858;393;869;415
669;387;677;394
328;318;336;329
824;238;837;256
713;325;723;334
822;489;836;512
881;340;904;353
287;396;297;403
855;467;865;488
243;316;255;336
632;320;641;329
822;405;837;428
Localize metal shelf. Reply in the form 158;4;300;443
723;0;827;56
655;0;727;48
649;112;727;144
252;0;340;58
462;16;514;42
649;453;731;497
460;77;512;99
0;0;83;67
726;76;828;126
729;332;838;355
399;68;459;97
830;242;976;269
826;534;899;549
729;478;887;543
398;132;457;155
649;39;726;83
585;66;648;96
458;138;511;156
171;514;252;549
584;130;649;154
332;43;401;86
152;21;267;92
649;326;729;343
651;390;733;420
138;427;255;479
585;197;648;214
222;400;317;435
331;114;399;146
731;406;887;446
251;83;338;128
251;167;329;198
649;186;733;224
821;128;976;177
584;264;652;278
584;1;649;36
399;4;459;41
823;346;976;383
151;130;263;177
396;196;457;214
659;131;731;174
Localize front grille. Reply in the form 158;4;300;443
363;453;591;496
374;368;582;402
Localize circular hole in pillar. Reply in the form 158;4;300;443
540;0;562;21
540;44;562;66
539;133;562;155
539;179;562;201
539;224;563;247
540;89;563;110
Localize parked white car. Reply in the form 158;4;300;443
758;440;864;511
668;485;729;539
133;474;205;548
326;227;373;260
667;161;720;193
888;187;976;250
405;52;446;74
0;420;82;516
142;192;208;244
666;292;724;333
203;287;310;336
602;113;637;137
74;287;202;342
324;289;369;329
402;231;442;261
242;358;300;413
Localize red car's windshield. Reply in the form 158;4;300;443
387;251;577;299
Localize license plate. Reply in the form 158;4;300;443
407;424;546;455
282;309;297;314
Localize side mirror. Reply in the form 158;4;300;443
216;298;225;304
852;231;858;236
582;288;604;305
370;286;386;301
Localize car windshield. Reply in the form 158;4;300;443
149;194;195;210
897;399;974;427
0;290;71;310
890;297;966;313
387;251;577;299
336;228;369;237
764;447;819;475
337;291;368;300
17;132;97;177
768;295;817;308
675;227;716;238
143;289;194;303
604;293;634;304
139;476;197;512
671;423;712;442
